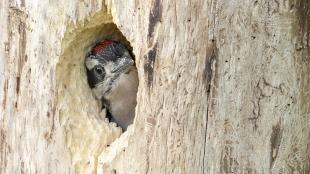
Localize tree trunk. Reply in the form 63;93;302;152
0;0;309;174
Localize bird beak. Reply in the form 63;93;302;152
111;57;134;73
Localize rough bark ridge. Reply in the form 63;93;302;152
0;0;309;174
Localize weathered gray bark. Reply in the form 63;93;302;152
0;0;309;174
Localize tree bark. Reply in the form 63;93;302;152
0;0;309;174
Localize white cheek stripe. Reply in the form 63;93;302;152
85;58;99;69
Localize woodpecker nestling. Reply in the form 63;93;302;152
85;40;138;131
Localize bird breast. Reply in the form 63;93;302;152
105;66;138;130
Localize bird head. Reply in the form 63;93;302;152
85;40;134;99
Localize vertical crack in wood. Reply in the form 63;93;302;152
8;6;28;108
144;0;162;90
202;41;218;172
2;80;8;111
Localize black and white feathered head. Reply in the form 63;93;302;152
85;40;134;100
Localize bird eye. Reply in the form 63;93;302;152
95;66;104;75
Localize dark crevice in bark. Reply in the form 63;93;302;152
144;43;158;88
270;122;283;169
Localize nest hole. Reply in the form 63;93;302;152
56;12;136;173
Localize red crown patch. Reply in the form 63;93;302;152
91;40;113;55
